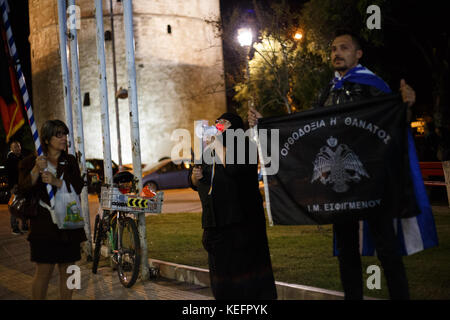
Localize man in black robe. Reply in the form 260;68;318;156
190;113;277;300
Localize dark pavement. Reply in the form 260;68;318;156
0;195;213;300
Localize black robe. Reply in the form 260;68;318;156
190;136;277;300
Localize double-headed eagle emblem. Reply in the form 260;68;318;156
311;136;369;193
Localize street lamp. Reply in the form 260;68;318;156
237;27;253;87
237;27;254;119
294;32;303;40
237;28;253;47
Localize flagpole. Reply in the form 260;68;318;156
123;0;149;281
252;124;274;226
68;0;92;259
94;0;114;186
57;0;76;156
239;36;274;226
0;0;55;208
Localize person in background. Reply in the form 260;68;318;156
6;140;28;235
18;120;86;300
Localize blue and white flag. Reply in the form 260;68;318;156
331;64;391;94
344;129;438;256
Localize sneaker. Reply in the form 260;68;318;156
12;228;22;235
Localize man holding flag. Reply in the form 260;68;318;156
248;30;434;300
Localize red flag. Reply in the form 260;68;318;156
0;20;25;143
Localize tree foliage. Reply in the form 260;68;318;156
231;0;333;120
230;0;389;120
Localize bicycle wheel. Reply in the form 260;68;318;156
117;216;140;288
92;214;104;274
109;216;119;271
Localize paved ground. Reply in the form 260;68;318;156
3;188;447;300
0;189;213;300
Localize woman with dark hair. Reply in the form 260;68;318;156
18;119;86;300
190;113;277;300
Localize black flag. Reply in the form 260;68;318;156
259;94;411;225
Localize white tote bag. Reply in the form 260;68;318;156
53;177;84;230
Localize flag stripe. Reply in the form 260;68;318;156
23;91;29;105
401;217;424;255
9;42;15;56
406;129;439;250
395;219;407;255
417;204;439;249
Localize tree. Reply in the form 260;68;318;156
229;0;332;120
228;0;384;119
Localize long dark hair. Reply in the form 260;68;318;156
40;120;69;154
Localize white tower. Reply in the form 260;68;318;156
29;0;226;165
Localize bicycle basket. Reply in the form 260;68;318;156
100;186;164;214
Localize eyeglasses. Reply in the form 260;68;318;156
55;131;68;138
215;119;230;125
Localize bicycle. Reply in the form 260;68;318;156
92;207;141;287
91;172;163;288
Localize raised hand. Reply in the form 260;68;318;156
400;79;416;107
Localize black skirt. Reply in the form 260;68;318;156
29;240;82;264
202;222;277;300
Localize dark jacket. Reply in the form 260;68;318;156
18;152;87;243
6;151;23;190
315;81;386;109
315;80;413;122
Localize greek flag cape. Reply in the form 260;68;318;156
331;64;391;93
330;65;438;256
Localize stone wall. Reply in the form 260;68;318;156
28;0;226;165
